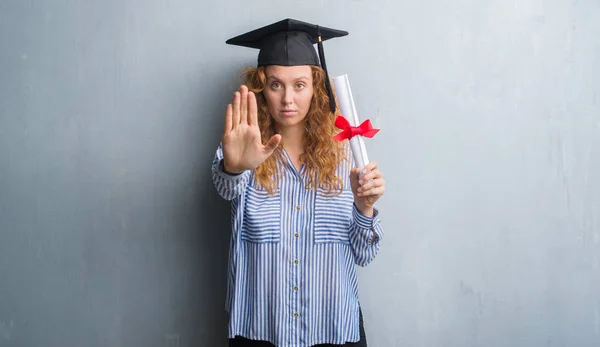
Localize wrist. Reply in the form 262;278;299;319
354;203;374;218
222;161;244;175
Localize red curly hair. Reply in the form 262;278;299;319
243;65;348;196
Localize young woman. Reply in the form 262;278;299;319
211;19;385;347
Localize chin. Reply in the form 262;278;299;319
273;115;306;128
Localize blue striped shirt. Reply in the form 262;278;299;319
211;143;384;347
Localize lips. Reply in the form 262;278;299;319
280;109;297;115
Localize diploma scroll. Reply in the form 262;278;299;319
331;74;379;178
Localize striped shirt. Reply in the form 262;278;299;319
211;143;384;347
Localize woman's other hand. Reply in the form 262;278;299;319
350;162;385;217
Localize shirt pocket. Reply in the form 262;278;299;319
241;185;282;243
313;187;354;245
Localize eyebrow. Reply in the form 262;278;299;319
266;75;310;81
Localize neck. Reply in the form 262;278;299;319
277;123;305;154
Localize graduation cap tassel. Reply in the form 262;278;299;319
317;30;337;114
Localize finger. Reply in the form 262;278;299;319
224;104;233;133
240;85;248;124
263;134;282;154
357;184;385;197
349;168;360;187
359;169;382;185
348;168;361;195
248;91;258;126
359;171;375;185
361;162;378;175
358;178;384;193
232;91;241;127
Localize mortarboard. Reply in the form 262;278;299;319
226;18;348;114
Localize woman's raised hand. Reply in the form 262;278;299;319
221;85;281;174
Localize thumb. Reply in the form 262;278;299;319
263;134;282;154
350;168;360;183
349;168;361;195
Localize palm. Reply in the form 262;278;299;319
221;85;281;173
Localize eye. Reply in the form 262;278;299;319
296;83;306;89
271;82;282;89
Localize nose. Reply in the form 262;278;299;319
282;87;294;106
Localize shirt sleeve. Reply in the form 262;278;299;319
211;143;251;201
348;203;384;267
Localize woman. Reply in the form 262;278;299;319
211;19;385;347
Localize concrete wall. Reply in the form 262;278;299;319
1;1;598;346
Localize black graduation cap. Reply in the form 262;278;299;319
226;18;348;113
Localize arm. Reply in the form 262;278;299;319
349;161;386;266
213;85;281;200
211;142;251;201
349;203;384;267
212;85;281;200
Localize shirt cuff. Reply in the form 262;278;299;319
352;204;383;244
352;203;379;228
217;160;247;180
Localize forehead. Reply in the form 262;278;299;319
265;65;312;80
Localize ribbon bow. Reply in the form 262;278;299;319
333;115;380;141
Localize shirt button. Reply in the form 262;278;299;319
293;286;298;291
296;205;301;210
294;259;299;265
294;233;299;238
294;312;299;318
298;178;302;183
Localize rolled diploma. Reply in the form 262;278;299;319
332;74;370;177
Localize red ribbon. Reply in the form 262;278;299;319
333;115;380;141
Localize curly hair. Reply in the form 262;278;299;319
243;65;348;196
